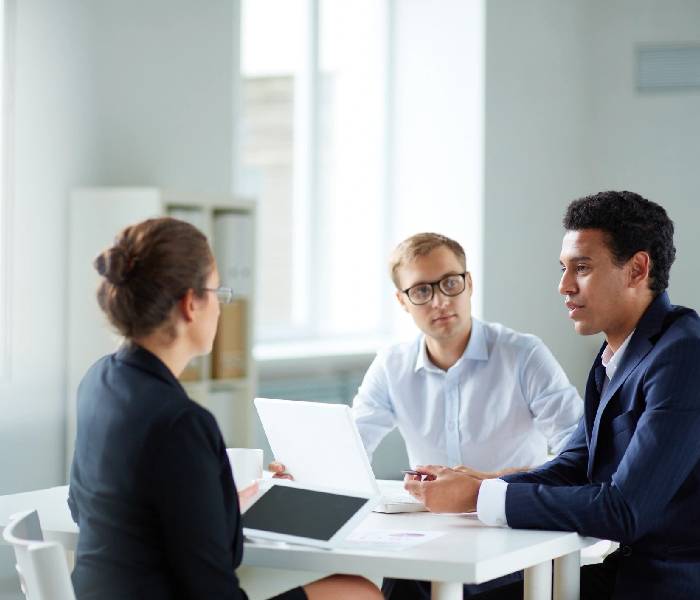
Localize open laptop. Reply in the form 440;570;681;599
255;398;426;513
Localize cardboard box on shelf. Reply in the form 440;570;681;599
212;299;247;379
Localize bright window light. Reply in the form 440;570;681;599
240;0;389;343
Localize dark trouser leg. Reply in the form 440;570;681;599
579;550;619;600
382;572;522;600
463;571;523;596
462;551;620;600
381;578;431;600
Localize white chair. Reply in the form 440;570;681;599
2;509;76;600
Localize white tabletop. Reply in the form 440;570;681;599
245;509;590;585
1;484;597;599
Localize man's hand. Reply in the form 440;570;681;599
268;461;294;480
453;464;531;479
452;465;497;480
404;465;482;513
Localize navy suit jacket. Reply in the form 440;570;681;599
503;292;700;599
68;344;248;600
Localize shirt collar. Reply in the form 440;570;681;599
601;329;635;381
414;317;489;373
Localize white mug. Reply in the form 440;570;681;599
226;448;264;489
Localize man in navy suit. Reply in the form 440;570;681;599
406;191;700;599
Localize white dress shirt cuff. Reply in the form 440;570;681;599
477;478;509;527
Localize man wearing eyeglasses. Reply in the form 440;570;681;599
354;233;581;597
353;232;582;482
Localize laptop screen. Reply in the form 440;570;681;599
254;398;379;496
242;485;370;541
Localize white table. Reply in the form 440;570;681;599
1;485;597;600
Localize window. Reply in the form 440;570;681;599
239;0;304;340
240;0;390;344
240;1;485;349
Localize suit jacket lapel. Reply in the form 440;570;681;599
586;292;672;478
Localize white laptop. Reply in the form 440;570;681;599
255;397;426;513
241;478;378;549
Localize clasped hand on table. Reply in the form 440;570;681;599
402;465;484;513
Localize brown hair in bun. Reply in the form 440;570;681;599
94;246;137;286
94;217;213;340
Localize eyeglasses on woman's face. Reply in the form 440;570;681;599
202;286;235;304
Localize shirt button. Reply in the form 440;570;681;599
620;545;632;557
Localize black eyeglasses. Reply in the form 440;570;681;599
402;272;467;306
203;286;235;304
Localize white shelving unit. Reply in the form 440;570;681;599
66;187;257;472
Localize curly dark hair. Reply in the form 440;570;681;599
563;191;675;294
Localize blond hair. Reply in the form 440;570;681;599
389;233;467;289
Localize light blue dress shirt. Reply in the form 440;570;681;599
352;318;583;472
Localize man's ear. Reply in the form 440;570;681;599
396;289;410;313
628;251;651;288
178;289;197;323
466;272;473;297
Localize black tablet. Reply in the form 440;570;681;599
242;481;377;548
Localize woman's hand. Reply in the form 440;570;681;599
237;481;259;512
268;461;294;480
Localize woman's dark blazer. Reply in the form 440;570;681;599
68;343;248;600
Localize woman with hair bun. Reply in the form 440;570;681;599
68;217;381;600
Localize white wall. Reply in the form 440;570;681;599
0;0;238;593
88;0;237;193
1;0;238;491
586;0;700;311
0;0;96;497
483;0;700;393
0;0;97;592
483;0;600;392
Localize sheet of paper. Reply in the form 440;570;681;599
342;529;446;551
